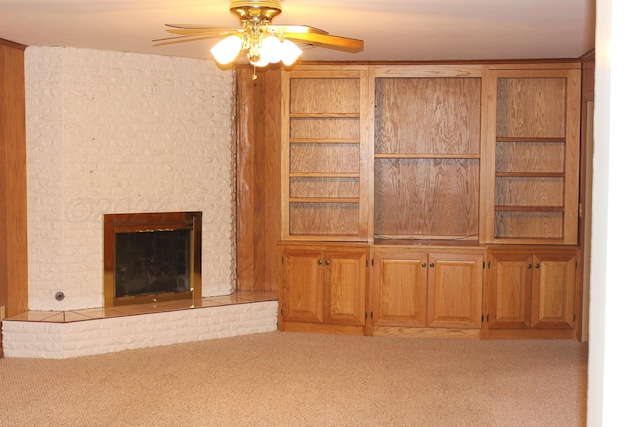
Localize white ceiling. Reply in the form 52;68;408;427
0;0;595;63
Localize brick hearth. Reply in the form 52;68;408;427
2;292;278;358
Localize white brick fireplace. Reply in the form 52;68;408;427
25;46;236;311
1;46;279;358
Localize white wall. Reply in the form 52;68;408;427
588;0;640;425
24;47;237;311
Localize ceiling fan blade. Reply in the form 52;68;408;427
152;34;229;46
283;32;364;51
165;24;233;30
269;25;328;35
165;28;239;36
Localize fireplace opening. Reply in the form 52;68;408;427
104;212;202;307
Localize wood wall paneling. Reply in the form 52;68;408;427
1;40;29;357
577;50;595;342
235;66;281;292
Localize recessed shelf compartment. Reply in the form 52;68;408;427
483;67;580;244
283;68;368;241
289;202;360;236
375;77;481;155
375;158;479;238
494;211;564;239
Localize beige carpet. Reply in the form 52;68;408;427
0;332;587;427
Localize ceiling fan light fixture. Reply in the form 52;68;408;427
280;39;302;66
230;0;282;21
211;35;244;65
260;35;283;64
157;0;362;76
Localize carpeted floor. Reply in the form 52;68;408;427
0;332;588;427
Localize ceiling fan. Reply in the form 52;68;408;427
154;0;364;70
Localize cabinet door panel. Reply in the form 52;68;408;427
324;250;367;326
372;252;428;327
427;253;483;329
281;249;324;323
532;252;576;328
487;252;532;329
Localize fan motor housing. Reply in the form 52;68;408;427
230;0;282;21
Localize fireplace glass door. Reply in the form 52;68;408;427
104;212;202;307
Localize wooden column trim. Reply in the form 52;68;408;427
1;42;29;324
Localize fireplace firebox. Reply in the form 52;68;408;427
104;212;202;307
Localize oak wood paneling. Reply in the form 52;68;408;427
374;158;479;238
482;66;581;245
496;77;567;138
290;78;360;114
0;41;28;324
282;67;370;241
1;40;28;358
372;251;428;327
375;78;481;154
235;66;281;291
289;202;360;236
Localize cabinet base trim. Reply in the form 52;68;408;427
482;329;576;339
373;326;481;339
281;322;365;336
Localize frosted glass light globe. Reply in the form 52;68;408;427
280;39;302;66
211;35;243;65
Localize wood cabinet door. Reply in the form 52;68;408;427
427;253;484;329
531;251;576;329
486;251;533;329
280;248;324;324
323;249;367;326
372;251;428;327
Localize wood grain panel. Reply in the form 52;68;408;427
290;78;359;114
0;42;28;319
290;177;359;198
487;252;532;329
375;78;481;154
372;252;428;327
324;249;366;326
532;252;576;329
290;144;359;173
372;326;481;339
235;67;281;292
289;202;359;236
280;248;324;324
426;253;483;329
496;141;565;173
495;177;564;207
496;77;567;138
375;159;479;238
290;118;359;139
495;212;564;239
281;322;365;336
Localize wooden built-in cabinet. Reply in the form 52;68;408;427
372;66;482;241
372;247;484;338
239;61;585;340
281;67;370;241
481;65;581;245
279;243;368;335
371;250;428;328
485;247;578;339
